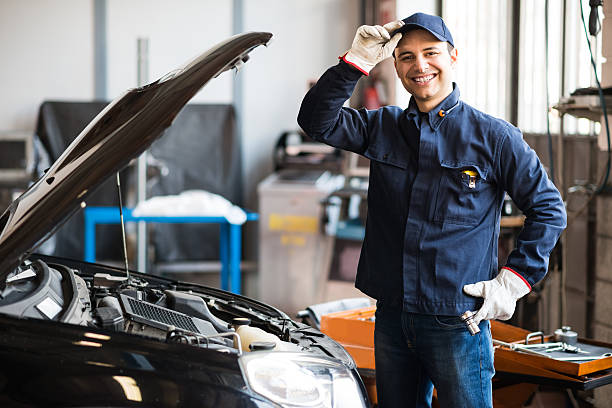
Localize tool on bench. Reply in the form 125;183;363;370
492;339;556;358
554;353;612;362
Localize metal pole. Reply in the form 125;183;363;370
93;0;107;100
509;0;521;126
136;38;149;273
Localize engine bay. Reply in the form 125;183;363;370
0;256;329;357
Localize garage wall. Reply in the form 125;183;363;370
106;0;233;103
0;0;95;131
594;1;612;405
241;0;360;206
0;0;234;133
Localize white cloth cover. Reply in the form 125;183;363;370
132;190;247;225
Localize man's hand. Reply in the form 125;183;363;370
343;20;404;75
462;268;531;326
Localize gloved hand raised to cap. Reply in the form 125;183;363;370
342;20;404;75
462;267;531;327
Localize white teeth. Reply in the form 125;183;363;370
414;74;434;83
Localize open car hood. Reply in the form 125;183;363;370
0;32;273;283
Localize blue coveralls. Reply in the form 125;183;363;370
298;61;566;407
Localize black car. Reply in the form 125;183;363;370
0;32;369;408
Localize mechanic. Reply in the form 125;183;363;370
297;12;566;408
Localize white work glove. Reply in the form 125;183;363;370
462;267;531;326
343;20;404;75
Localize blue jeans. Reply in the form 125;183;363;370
374;304;494;408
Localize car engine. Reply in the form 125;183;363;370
0;257;324;355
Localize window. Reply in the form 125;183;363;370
517;0;597;135
443;0;511;121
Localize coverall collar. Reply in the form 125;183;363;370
406;83;461;130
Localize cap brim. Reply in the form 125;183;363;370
392;23;448;44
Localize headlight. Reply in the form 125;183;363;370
239;352;368;408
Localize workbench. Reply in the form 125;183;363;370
83;206;258;294
320;307;612;407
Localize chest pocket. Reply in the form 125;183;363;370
364;149;412;214
433;161;492;226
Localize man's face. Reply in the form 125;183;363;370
394;29;457;112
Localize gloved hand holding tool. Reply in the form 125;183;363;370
463;267;531;329
342;20;404;75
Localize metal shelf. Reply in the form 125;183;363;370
553;94;612;122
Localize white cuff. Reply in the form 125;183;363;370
341;51;373;75
499;267;531;299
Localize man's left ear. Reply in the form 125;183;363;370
450;48;458;67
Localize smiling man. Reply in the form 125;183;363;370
298;12;566;408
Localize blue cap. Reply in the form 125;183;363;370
395;13;454;48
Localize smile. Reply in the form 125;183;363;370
412;73;436;84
